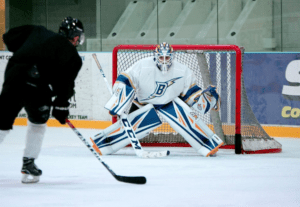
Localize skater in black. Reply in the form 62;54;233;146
0;16;84;183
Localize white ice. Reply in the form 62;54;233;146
0;126;300;207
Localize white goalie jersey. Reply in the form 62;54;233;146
115;57;202;106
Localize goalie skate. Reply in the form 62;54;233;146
21;157;42;184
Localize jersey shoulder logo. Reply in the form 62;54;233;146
141;77;182;101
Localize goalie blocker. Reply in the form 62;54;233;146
104;82;135;116
92;97;223;157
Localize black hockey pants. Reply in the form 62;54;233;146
0;65;52;130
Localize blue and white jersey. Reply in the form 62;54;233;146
115;57;202;106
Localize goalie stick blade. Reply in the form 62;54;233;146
115;175;147;185
140;150;170;158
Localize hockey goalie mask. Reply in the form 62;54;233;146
154;42;174;74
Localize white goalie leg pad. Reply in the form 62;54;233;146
92;104;162;155
105;82;135;116
192;85;220;115
91;121;120;155
157;97;223;157
23;121;46;159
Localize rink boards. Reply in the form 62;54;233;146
0;51;299;138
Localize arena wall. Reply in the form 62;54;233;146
0;51;298;138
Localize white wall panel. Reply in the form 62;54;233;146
0;52;113;122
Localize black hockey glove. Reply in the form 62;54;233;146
52;100;70;125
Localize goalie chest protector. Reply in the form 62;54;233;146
122;57;195;105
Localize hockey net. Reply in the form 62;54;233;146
112;45;282;154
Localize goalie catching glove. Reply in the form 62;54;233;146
192;85;220;115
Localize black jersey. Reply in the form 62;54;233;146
2;25;82;104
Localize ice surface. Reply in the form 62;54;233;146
0;126;300;207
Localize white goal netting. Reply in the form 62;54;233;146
113;45;282;154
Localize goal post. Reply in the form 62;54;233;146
112;44;282;154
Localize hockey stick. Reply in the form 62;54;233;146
66;119;146;184
92;53;112;95
92;53;170;158
120;113;170;158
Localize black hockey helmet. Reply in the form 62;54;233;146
59;16;85;45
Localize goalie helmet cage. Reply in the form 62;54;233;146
112;44;282;154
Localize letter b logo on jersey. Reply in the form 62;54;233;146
155;83;167;96
141;77;182;101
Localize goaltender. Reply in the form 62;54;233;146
92;42;223;157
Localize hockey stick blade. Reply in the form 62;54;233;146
100;159;146;184
66;119;147;185
115;175;146;185
140;150;170;158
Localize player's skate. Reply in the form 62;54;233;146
21;157;42;184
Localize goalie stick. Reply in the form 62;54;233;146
92;53;170;158
120;113;170;158
66;119;146;184
92;53;112;95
